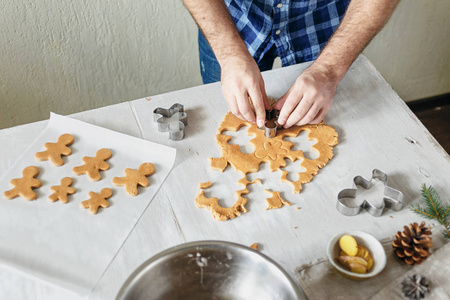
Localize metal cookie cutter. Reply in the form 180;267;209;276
153;103;188;141
336;169;404;217
261;109;282;138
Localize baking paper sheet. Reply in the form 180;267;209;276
0;113;176;294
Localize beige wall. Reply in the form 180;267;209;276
0;0;202;129
1;0;449;129
363;0;450;101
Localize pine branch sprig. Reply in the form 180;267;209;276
411;184;450;239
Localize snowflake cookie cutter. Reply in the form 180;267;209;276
153;103;188;141
336;169;404;217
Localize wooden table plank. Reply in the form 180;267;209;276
0;55;448;299
129;55;449;277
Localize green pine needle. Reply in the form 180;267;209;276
444;205;450;218
411;184;450;239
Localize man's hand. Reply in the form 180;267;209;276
182;0;268;127
221;55;269;127
273;63;339;128
274;0;400;128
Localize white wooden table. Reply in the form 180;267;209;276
1;55;449;299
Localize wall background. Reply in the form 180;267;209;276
1;0;449;129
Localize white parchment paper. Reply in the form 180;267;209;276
0;113;176;294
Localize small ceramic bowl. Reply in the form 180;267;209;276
327;231;387;280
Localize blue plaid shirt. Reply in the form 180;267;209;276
225;0;351;66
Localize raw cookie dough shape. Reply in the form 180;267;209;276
264;189;291;210
195;177;261;221
80;188;112;214
73;148;112;181
112;163;155;196
199;181;212;189
35;133;74;166
49;177;76;203
210;112;338;193
4;166;42;201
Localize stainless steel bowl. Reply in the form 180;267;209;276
116;241;305;300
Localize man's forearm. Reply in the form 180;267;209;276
182;0;251;66
183;0;268;125
315;0;400;81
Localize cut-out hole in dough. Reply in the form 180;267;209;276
281;159;306;182
283;131;318;160
204;168;246;207
247;163;283;190
223;126;255;154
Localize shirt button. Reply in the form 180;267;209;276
275;30;281;35
277;3;283;8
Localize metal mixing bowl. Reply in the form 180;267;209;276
116;241;305;300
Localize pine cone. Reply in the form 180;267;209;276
392;222;432;265
401;274;430;299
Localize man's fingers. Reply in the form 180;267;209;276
290;102;319;127
297;95;331;125
237;94;255;122
272;63;339;128
277;92;302;127
263;96;270;110
249;87;266;128
223;92;245;120
272;94;287;110
259;79;270;111
224;94;239;115
309;108;326;124
284;99;314;128
232;104;246;120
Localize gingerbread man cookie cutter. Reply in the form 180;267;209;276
259;109;282;138
153;103;188;141
336;169;404;217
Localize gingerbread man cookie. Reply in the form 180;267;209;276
48;177;76;203
80;188;112;214
112;163;155;196
35;134;74;166
4;166;42;200
73;148;112;181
